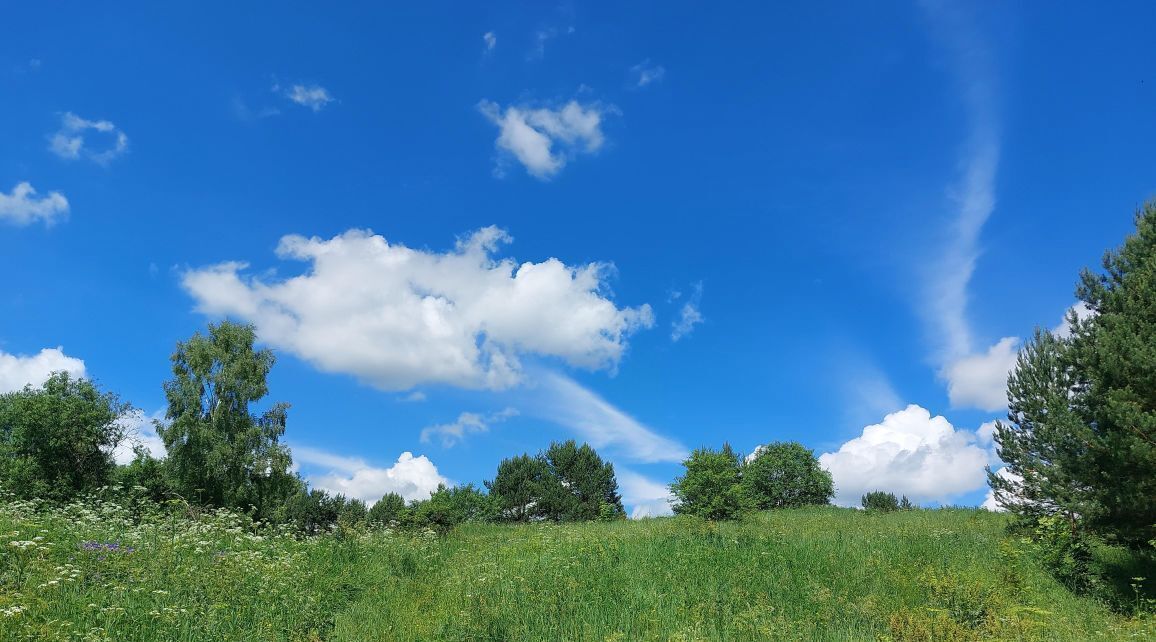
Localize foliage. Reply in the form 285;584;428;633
992;202;1156;548
669;444;748;520
406;484;496;533
539;440;625;521
0;372;130;501
1031;514;1102;594
367;492;407;526
486;453;551;522
486;441;624;523
158;321;298;521
112;449;174;502
1070;202;1156;546
741;441;833;509
862;491;901;512
988;328;1096;526
279;487;369;535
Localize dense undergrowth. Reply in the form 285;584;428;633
0;492;1151;641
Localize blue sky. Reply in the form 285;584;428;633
2;2;1153;516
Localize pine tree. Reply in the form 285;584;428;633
1070;202;1156;545
990;202;1156;546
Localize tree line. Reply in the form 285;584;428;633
0;318;843;532
2;201;1151;547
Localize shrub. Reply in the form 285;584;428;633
670;444;748;520
862;491;900;512
0;372;130;502
367;492;407;526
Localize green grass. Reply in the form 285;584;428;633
1;496;1151;641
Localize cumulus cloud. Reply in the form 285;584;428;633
631;60;666;87
943;336;1018;411
48;112;128;164
277;83;334;112
293;446;449;504
0;347;86;393
521;370;687;463
110;409;167;465
483;31;497;51
420;407;518;447
945;302;1097;412
617;467;674;518
671;283;703;342
182;227;653;391
478;100;610;179
0;182;69;227
819;404;990;506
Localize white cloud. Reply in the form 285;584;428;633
0;347;86;394
48;112;128;164
819;404;990;506
918;5;1014;412
293;446;449;504
631;60;666;87
420;407;518;447
278;84;334;112
671;282;703;342
617;467;673;518
110;409;167;465
483;31;497;51
521;370;687;464
944;302;1096;412
0;182;69;227
182;227;653;391
943;336;1018;411
478;100;610;179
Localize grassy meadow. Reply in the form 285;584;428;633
1;494;1152;641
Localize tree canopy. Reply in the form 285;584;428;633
486;440;624;522
741;441;833;509
0;372;130;501
158;321;299;518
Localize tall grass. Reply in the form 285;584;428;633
333;508;1152;641
0;493;1151;641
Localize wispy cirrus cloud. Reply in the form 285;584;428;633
616;466;674;518
519;370;687;464
916;3;1013;411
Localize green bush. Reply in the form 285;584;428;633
741;441;833;509
862;491;900;512
669;444;748;520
